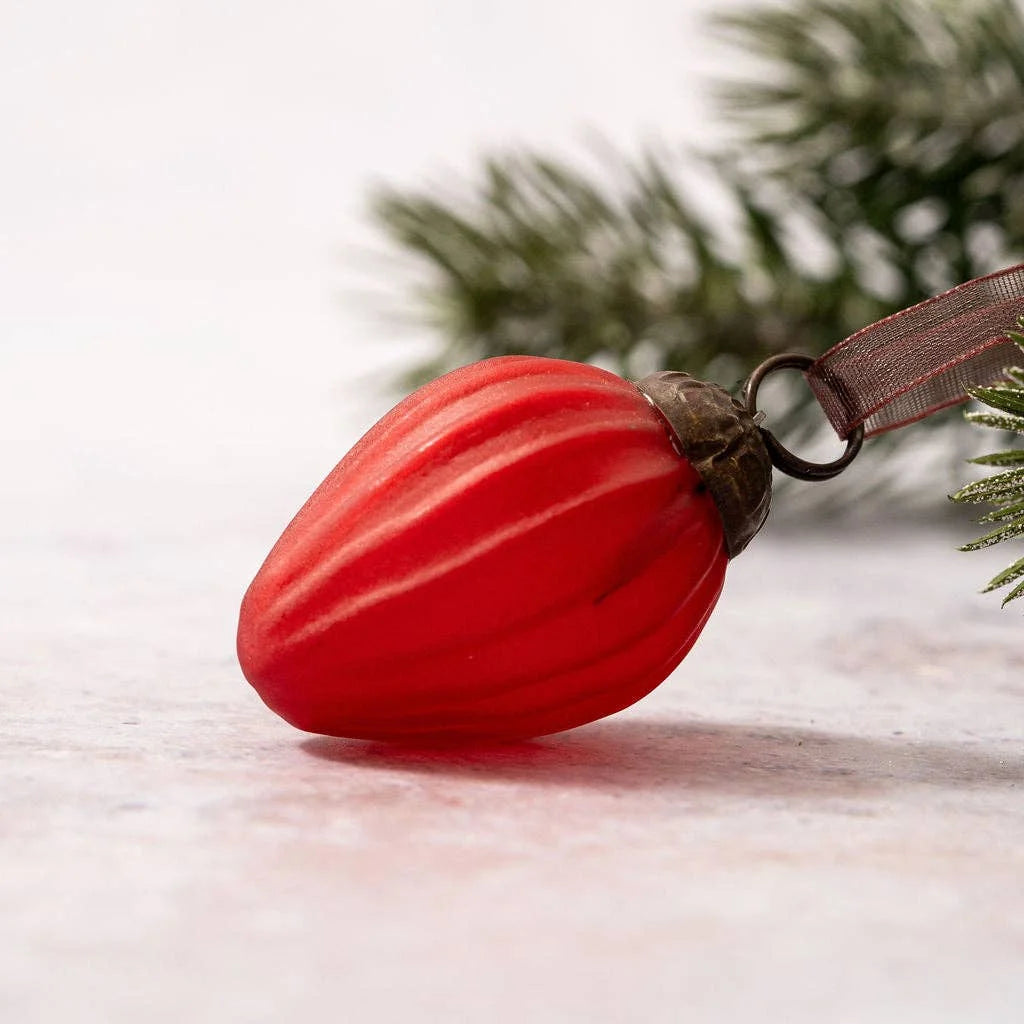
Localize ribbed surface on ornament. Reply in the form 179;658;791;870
237;356;727;741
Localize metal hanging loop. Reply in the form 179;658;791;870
743;353;865;482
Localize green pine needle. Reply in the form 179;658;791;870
968;449;1024;466
951;466;1024;504
1000;577;1024;608
966;385;1024;418
953;317;1024;606
978;499;1024;524
980;555;1024;594
959;515;1024;552
963;411;1024;434
979;498;1024;523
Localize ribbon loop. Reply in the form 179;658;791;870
807;264;1024;439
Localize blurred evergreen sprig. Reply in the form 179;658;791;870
370;0;1024;423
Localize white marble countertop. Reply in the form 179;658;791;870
5;474;1022;1022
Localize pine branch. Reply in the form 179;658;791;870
369;0;1024;416
951;319;1024;605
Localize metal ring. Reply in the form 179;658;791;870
743;353;864;482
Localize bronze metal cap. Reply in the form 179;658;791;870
636;371;772;558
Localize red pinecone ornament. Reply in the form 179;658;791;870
237;356;771;742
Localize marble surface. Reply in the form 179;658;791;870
4;476;1022;1022
6;3;1020;1019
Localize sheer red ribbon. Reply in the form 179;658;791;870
807;264;1024;439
